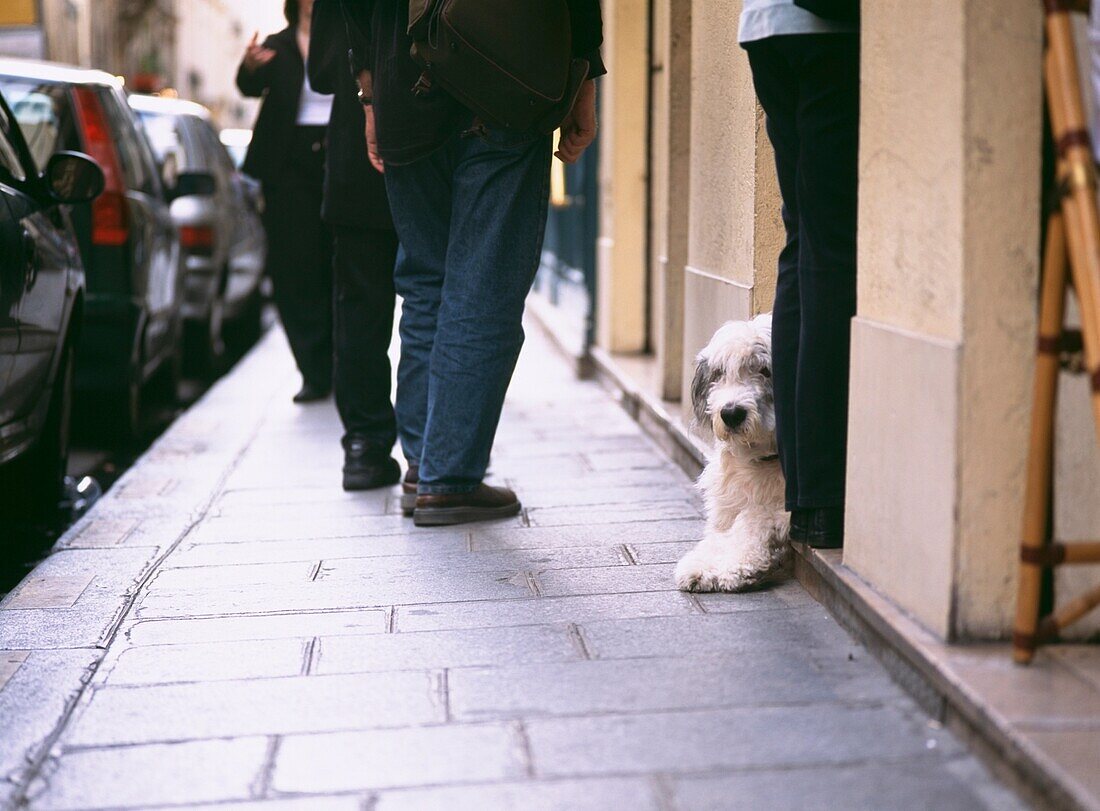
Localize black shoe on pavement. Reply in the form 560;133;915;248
293;382;331;404
342;436;400;491
413;483;521;527
401;464;419;517
804;507;844;549
789;509;811;543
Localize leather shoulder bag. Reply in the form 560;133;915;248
407;0;589;133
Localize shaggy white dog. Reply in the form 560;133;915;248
674;314;791;593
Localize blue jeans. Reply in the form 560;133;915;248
385;125;553;494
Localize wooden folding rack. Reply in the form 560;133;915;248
1013;1;1100;664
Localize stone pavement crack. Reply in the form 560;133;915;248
565;622;593;660
6;377;283;807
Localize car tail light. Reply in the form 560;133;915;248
72;86;129;247
179;225;215;256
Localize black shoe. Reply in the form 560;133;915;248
293;382;331;403
789;509;811;543
342;436;400;491
401;464;419;517
413;483;521;527
804;507;844;549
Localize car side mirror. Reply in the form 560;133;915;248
46;151;105;204
172;170;216;199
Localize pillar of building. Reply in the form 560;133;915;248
681;0;783;419
596;0;650;353
844;0;1042;639
648;0;692;400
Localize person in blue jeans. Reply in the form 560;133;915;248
350;1;604;526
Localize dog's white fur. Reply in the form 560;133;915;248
674;314;791;593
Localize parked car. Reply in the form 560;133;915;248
129;94;266;374
0;86;104;511
0;59;182;438
219;127;253;171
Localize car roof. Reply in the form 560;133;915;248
0;57;123;88
129;93;212;121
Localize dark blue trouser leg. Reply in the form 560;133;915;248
746;33;860;510
386;145;455;468
386;128;552;493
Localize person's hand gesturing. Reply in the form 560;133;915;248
243;32;276;72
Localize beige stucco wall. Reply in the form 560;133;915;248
648;0;693;400
846;0;1042;640
597;0;650;353
857;3;965;343
681;0;782;417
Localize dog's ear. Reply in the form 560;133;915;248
747;338;772;379
690;355;717;428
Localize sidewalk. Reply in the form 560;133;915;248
0;322;1024;810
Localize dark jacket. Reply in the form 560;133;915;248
236;27;311;185
352;0;606;166
308;0;392;230
793;0;859;23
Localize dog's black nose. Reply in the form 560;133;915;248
720;406;748;430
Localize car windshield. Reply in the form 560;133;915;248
136;110;192;174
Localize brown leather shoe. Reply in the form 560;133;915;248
401;464;419;517
413;483;521;527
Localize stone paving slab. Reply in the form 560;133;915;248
0;650;99;809
172;536;638;567
66;670;446;746
172;531;471;566
465;518;703;550
526;499;701;527
26;738;270;811
185;511;523;545
524;704;953;776
133;800;362;811
271;724;528;793
133;569;539;619
371;778;662;811
390;591;698;633
670;760;1023;811
446;653;886;722
125;608;389;646
0;325;1024;810
103;637;312;685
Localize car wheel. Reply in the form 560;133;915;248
108;364;143;444
149;316;183;407
185;297;227;380
224;287;264;355
0;339;75;516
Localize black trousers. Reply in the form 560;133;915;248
263;126;334;391
333;225;400;453
745;34;859;511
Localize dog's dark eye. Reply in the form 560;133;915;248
760;367;771;378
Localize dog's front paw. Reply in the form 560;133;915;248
674;552;716;592
714;565;766;593
674;549;736;593
675;548;783;593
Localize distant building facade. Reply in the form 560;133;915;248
0;0;275;128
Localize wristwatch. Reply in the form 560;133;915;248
357;87;373;106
